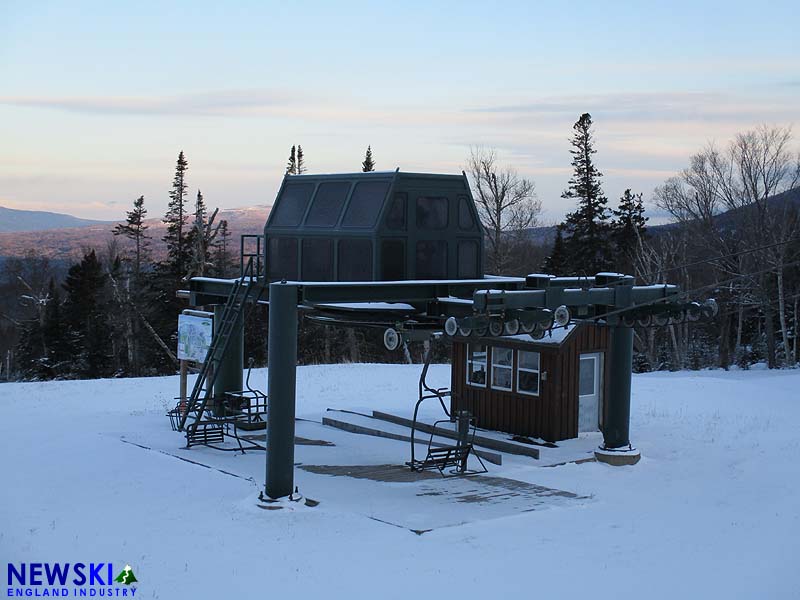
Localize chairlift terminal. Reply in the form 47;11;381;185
171;171;717;499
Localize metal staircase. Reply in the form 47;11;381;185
177;255;261;433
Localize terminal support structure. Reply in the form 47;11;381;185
265;282;299;499
187;273;700;496
605;325;634;449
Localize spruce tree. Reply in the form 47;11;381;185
113;195;150;278
543;225;569;275
611;188;648;275
149;154;191;368
296;145;306;174
194;189;207;224
212;219;234;277
62;250;112;378
560;113;612;275
163;151;190;276
286;145;297;175
362;145;375;172
187;189;214;277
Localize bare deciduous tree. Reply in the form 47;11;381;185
466;147;541;274
656;125;800;366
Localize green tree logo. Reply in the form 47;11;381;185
114;565;138;585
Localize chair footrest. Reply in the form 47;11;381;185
186;421;225;446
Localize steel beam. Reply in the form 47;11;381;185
471;284;679;313
299;278;524;305
265;282;299;499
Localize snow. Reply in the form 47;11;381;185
504;324;574;345
2;366;800;598
284;277;524;286
437;297;474;304
315;302;416;311
190;276;239;283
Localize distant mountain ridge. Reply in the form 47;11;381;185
0;205;112;233
0;205;272;260
1;188;797;261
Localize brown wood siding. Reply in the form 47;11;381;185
451;339;561;441
450;322;611;442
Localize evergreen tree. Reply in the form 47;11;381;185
296;145;306;174
193;189;207;224
543;224;569;275
362;145;375;172
560;113;612;275
611;188;648;275
212;219;234;277
163;152;190;276
286;145;297;175
113;195;150;278
62;250;112;378
187;189;220;278
149;153;192;371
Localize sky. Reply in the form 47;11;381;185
1;0;798;225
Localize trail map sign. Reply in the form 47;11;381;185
177;314;213;363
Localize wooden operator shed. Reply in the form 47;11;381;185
450;322;610;442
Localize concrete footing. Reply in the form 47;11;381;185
595;446;641;466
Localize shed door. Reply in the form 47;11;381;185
578;352;603;432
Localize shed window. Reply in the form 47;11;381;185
466;344;487;386
268;237;298;281
457;241;478;278
385;193;407;230
491;347;513;391
338;239;373;281
458;196;476;230
305;182;350;227
416;196;448;229
579;356;597;397
517;350;540;396
342;181;391;228
270;183;315;227
415;240;447;279
301;238;333;281
381;239;406;280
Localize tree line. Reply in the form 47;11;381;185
1;145;406;381
5;151;239;380
2;125;797;382
484;114;800;371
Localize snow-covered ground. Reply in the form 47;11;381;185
2;365;799;599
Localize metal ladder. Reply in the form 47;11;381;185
178;256;260;433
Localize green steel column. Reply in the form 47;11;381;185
213;304;243;415
265;282;298;499
603;324;634;449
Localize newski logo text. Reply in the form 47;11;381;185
7;563;138;597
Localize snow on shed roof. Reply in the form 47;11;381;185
487;322;579;346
